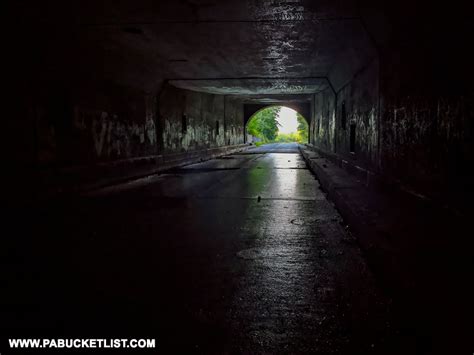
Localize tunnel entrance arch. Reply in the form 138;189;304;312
244;104;310;144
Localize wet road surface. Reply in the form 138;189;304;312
3;143;394;353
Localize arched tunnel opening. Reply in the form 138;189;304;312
4;0;474;353
245;106;309;145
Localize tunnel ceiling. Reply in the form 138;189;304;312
20;0;377;95
237;94;314;104
169;78;329;95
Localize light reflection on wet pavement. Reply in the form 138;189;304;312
5;143;393;353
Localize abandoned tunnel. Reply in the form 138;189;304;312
3;0;474;353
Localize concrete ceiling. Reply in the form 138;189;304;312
169;78;329;95
17;0;377;96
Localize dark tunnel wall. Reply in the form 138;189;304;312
311;58;380;171
312;88;336;154
159;85;245;153
379;47;474;202
23;82;247;195
33;83;246;167
309;47;474;205
336;59;380;169
34;83;157;166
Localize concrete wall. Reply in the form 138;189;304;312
22;82;246;195
311;59;380;172
309;50;473;205
34;83;157;166
379;48;474;201
311;89;336;154
310;59;379;170
335;59;380;170
159;85;244;153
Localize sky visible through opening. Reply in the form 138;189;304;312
277;107;298;134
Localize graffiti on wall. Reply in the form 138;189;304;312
74;107;157;159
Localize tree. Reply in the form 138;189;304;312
247;107;281;142
297;113;309;143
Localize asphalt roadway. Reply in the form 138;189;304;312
3;143;399;354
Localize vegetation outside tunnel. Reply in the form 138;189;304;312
247;106;309;145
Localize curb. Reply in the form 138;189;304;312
299;146;409;294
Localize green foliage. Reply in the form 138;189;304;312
247;107;281;142
297;113;309;143
274;113;309;143
247;107;309;144
275;132;300;142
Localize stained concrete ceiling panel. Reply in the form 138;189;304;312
18;0;359;24
169;78;328;95
17;0;377;95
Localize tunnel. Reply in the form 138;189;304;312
3;0;474;353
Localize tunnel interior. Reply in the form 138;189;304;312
9;0;472;204
4;0;474;353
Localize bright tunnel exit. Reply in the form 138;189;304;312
277;107;299;134
247;106;309;145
